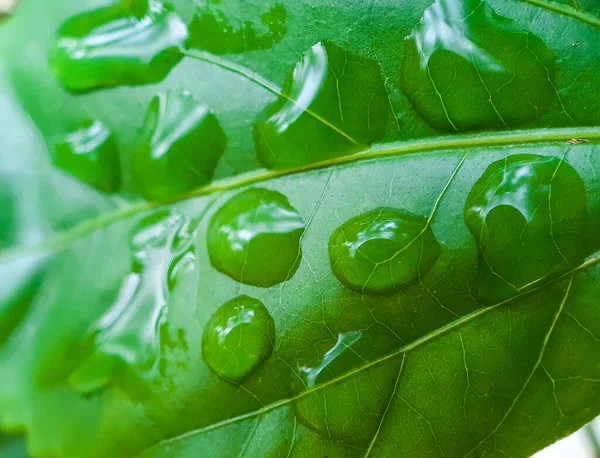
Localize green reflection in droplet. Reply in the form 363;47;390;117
188;4;287;54
207;188;305;287
53;120;121;192
464;154;588;303
254;41;388;169
202;295;275;382
49;0;188;93
400;0;557;132
329;208;441;295
132;90;227;201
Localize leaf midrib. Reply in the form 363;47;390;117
138;255;600;455
1;126;599;264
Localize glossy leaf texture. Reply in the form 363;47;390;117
0;0;600;457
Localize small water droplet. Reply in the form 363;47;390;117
299;331;362;388
53;120;121;192
49;0;188;92
329;208;441;295
202;295;275;381
188;4;287;54
132;90;227;201
400;0;556;132
207;188;305;287
254;41;388;169
464;154;588;303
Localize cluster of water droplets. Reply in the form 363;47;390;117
34;0;596;447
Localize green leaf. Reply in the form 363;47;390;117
1;0;600;457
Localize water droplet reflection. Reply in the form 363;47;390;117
329;208;441;294
50;0;188;92
254;42;388;169
202;295;275;381
207;188;305;287
400;0;557;132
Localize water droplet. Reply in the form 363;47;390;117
188;4;287;54
132;90;227;201
53;120;121;192
329;208;441;295
202;295;275;381
293;331;402;446
207;188;305;287
464;154;588;303
254;41;388;169
50;0;188;93
299;331;362;388
400;0;556;132
70;210;197;394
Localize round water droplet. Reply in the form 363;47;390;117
49;0;188;93
464;154;588;303
400;0;557;132
188;4;287;54
132;90;227;201
207;188;305;287
202;295;275;381
254;41;388;169
329;208;441;295
53;120;121;192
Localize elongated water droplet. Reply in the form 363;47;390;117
254;42;388;169
464;154;588;303
329;208;441;295
132;90;227;201
50;0;188;93
188;4;287;54
202;295;275;381
53;120;121;192
207;188;305;287
69;211;195;395
400;0;557;132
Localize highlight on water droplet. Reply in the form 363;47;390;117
49;0;188;92
329;208;441;295
52;120;121;192
132;90;227;201
399;0;557;132
69;210;196;395
254;41;388;169
464;154;588;303
188;4;287;54
207;188;305;287
202;295;275;382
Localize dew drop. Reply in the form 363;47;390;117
53;120;121;192
188;4;287;54
254;41;388;169
400;0;557;132
329;208;441;295
132;90;227;201
464;154;588;303
49;0;188;93
207;188;305;287
202;295;275;382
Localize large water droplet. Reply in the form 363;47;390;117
329;208;441;295
207;188;305;287
132;90;227;201
50;0;188;93
464;154;588;303
254;41;388;169
400;0;557;132
53;120;121;192
69;210;197;394
188;4;287;54
202;295;275;381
